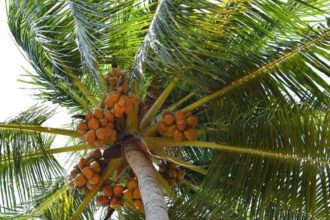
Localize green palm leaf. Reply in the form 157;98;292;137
66;0;156;71
203;101;330;218
23;178;95;220
7;0;97;112
132;0;329;107
0;106;64;215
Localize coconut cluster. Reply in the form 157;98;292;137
122;178;144;213
159;162;185;187
69;150;104;194
103;68;138;119
76;109;117;148
107;67;128;92
157;110;198;141
95;177;144;213
104;91;137;118
96;181;125;208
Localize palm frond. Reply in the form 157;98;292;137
23;178;95;220
1;145;92;166
7;0;98;112
0;135;63;216
168;188;238;220
0;105;56;165
65;0;155;73
131;0;329;109
0;105;80;137
202;101;330;218
0;106;64;215
181;29;330;112
115;206;143;220
0;124;80;138
141;77;179;128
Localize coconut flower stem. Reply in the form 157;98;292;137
140;77;179;129
152;149;207;175
141;92;196;136
167;92;195;112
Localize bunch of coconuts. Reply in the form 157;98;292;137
159;162;185;187
95;177;144;213
104;68;138;119
157;110;198;141
96;181;125;209
76;109;117;148
69;150;103;194
107;67;128;92
122;178;144;213
76;68;139;149
104;91;137;118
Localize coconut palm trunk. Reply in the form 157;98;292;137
123;143;169;220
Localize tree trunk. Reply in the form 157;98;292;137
123;143;169;220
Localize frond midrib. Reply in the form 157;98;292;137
0;123;80;137
145;137;330;166
0;145;90;165
182;29;330;112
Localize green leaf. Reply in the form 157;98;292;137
23;178;95;220
0;106;64;215
65;0;155;73
7;0;98;112
204;101;330;218
168;187;238;220
131;0;329;109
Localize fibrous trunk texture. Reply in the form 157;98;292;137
124;143;169;220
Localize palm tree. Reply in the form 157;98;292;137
1;0;329;219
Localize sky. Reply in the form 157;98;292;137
0;2;71;148
0;1;35;120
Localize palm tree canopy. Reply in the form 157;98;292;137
1;0;329;219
